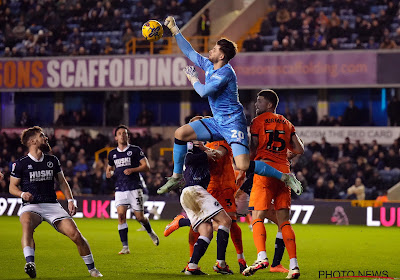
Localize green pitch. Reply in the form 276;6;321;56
0;216;398;280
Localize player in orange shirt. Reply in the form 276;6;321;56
242;89;304;279
206;140;247;273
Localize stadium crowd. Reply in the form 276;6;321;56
242;0;400;51
0;0;207;56
0;129;398;200
2;0;400;56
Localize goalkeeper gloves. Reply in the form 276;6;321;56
164;16;180;36
183;66;199;86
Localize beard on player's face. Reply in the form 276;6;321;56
39;142;51;153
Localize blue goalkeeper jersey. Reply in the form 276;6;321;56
176;33;246;126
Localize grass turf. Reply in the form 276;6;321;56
0;216;398;280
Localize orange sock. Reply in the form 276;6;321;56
252;218;266;253
230;221;243;254
188;227;199;258
280;221;296;259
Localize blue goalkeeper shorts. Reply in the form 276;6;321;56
189;117;249;157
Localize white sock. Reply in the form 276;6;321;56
198;236;211;244
172;173;182;178
216;260;226;267
23;246;35;261
290;258;298;269
82;253;95;271
237;253;244;260
218;225;230;233
276;232;283;239
118;223;128;230
257;251;267;261
188;263;198;269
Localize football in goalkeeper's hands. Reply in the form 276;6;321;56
142;20;163;42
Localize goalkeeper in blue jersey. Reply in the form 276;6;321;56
157;16;302;196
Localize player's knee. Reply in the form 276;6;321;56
69;230;84;243
175;125;194;141
235;161;250;171
222;215;232;229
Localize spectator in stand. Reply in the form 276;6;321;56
102;37;114;54
281;37;292;51
367;36;379;49
387;96;400;126
347;177;365;200
314;177;327;199
18;112;33;127
259;15;272;36
243;33;263;52
122;28;134;46
343;99;361;126
270;40;282;51
326;180;339;199
89;37;101;55
197;8;211;36
380;36;397;49
277;24;290;43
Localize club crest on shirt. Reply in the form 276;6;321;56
127;151;132;156
28;165;33;170
47;161;53;168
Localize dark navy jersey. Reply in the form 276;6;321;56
183;147;210;189
11;153;61;204
108;145;146;191
240;172;254;195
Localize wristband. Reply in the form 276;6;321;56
68;199;74;203
20;192;25;198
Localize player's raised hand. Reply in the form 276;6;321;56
183;66;199;85
164;16;180;36
68;200;77;216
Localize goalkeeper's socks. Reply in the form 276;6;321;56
189;227;200;258
280;221;297;259
216;226;230;261
189;236;210;265
179;218;191;227
271;232;285;267
173;138;187;175
118;223;128;246
250;161;282;180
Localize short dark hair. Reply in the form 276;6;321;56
217;38;237;62
257;89;279;110
114;124;129;136
21;126;42;147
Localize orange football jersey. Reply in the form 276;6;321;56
206;140;237;190
250;112;295;166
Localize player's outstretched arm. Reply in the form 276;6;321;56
165;16;208;69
